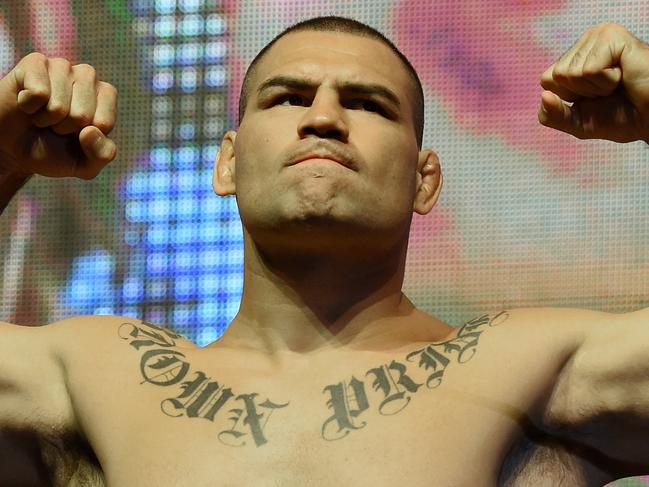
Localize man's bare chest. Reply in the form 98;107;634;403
59;313;593;486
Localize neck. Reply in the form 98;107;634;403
214;227;420;357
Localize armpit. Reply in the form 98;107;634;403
0;424;105;487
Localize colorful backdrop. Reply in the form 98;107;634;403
0;1;648;484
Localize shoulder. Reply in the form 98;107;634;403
46;315;197;362
450;307;621;407
473;306;617;350
466;306;625;384
502;306;618;326
46;314;193;339
416;306;613;371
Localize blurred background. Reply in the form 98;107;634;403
0;1;648;484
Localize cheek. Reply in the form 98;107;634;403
235;116;293;166
370;144;417;190
232;132;287;215
371;150;419;212
233;127;271;183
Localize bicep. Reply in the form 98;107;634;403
0;320;75;432
541;309;649;476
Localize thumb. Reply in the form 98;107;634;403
77;126;117;177
538;90;578;130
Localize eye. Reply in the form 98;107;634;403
275;94;306;106
352;99;385;115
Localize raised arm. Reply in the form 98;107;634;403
0;53;118;482
531;24;649;479
533;307;649;478
0;52;118;214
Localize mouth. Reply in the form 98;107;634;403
289;153;355;170
294;157;345;166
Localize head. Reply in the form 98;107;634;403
238;17;426;149
214;16;442;259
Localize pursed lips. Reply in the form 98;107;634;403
290;152;355;170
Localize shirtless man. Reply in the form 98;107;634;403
1;15;649;487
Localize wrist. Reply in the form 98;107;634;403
0;170;33;188
0;171;33;214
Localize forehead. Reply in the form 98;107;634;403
251;30;415;112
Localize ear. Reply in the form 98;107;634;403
413;149;443;215
213;130;237;196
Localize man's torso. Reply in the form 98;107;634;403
6;310;616;486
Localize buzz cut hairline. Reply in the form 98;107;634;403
236;15;425;149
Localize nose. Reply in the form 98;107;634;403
297;92;349;142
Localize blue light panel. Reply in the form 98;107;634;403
62;1;240;345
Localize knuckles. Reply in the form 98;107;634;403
20;51;48;66
48;57;72;73
99;81;117;97
72;63;96;81
15;54;118;131
546;22;636;86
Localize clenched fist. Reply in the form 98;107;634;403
539;23;649;143
0;52;117;180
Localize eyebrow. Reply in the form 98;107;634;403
256;75;402;110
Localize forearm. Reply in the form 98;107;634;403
0;172;32;215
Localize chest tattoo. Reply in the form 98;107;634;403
320;311;509;440
118;321;290;448
118;312;508;447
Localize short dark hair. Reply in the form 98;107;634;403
237;16;425;148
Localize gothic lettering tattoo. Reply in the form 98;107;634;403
320;311;509;441
118;321;289;448
119;312;507;446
